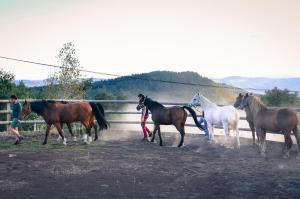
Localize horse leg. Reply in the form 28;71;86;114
43;124;51;145
151;125;158;143
222;122;229;146
56;123;64;142
86;127;93;144
54;123;67;145
177;126;185;148
260;129;267;157
66;123;77;142
293;126;300;158
249;122;256;146
208;123;214;141
283;132;293;159
94;122;98;141
157;125;163;146
236;128;240;149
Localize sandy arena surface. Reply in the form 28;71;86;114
1;129;300;199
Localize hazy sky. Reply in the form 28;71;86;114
0;0;299;80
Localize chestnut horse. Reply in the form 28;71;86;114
239;93;299;158
20;100;108;145
234;93;259;145
136;95;204;147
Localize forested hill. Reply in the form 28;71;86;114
90;71;241;104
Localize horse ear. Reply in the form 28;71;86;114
245;93;249;97
238;93;242;97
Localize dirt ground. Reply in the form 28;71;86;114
1;130;300;199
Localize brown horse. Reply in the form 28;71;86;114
239;93;299;158
234;93;259;145
136;95;204;147
54;101;98;142
20;100;108;145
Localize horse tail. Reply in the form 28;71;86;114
96;103;105;116
89;102;109;130
183;106;204;131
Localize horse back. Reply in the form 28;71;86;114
47;102;92;123
151;106;186;125
256;108;297;132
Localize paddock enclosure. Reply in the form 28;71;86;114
1;100;300;198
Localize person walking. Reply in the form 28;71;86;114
9;95;23;145
138;94;152;141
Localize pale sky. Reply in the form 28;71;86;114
0;0;299;80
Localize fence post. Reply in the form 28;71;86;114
6;102;10;132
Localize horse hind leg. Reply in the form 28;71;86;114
66;123;77;142
283;132;293;159
293;126;300;159
93;122;98;141
174;123;185;147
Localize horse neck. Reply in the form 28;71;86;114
199;96;216;109
145;99;163;112
30;102;46;115
248;97;267;117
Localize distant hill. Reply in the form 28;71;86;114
91;71;242;104
215;76;300;95
15;78;104;88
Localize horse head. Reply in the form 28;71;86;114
234;93;244;109
136;94;147;110
239;93;250;109
20;100;32;120
189;93;202;107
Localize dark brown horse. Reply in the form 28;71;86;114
234;93;259;145
239;93;299;158
136;95;204;147
20;100;108;145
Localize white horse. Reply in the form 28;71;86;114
189;93;241;148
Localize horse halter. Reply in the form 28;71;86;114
136;96;147;110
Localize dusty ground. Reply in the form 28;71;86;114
1;130;300;199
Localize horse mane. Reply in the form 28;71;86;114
30;101;49;114
247;95;267;116
145;98;165;109
30;100;67;114
198;94;216;108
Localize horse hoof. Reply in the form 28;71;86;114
42;142;47;145
63;138;67;146
283;154;289;159
94;137;98;141
73;137;77;142
56;136;62;142
88;136;93;143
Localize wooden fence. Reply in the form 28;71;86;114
0;99;300;133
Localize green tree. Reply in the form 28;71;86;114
262;87;297;106
44;42;86;99
0;68;15;99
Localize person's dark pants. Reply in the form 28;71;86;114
199;117;209;136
